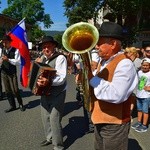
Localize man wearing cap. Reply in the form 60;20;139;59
89;22;138;150
0;35;25;113
35;36;67;150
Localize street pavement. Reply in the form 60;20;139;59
0;74;149;150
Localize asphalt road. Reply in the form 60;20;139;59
0;74;149;150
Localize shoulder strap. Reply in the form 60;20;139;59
47;52;66;65
41;52;65;64
47;52;60;63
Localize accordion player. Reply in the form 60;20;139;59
28;61;56;96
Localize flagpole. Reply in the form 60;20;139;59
18;17;26;25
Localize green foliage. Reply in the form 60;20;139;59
105;0;141;23
2;0;53;42
54;33;64;49
63;0;103;26
105;0;150;45
30;25;45;43
64;0;150;45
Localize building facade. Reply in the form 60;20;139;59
0;14;32;40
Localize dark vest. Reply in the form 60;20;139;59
1;47;17;75
42;53;67;96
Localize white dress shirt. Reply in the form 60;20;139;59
45;54;67;86
91;49;100;63
52;55;67;86
0;47;21;66
90;53;138;104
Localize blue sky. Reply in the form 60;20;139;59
0;0;68;31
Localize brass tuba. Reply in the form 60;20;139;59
62;22;99;111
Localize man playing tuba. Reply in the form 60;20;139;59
89;22;138;150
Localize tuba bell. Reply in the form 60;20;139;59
62;22;99;111
62;22;99;54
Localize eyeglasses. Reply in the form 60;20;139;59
145;50;150;53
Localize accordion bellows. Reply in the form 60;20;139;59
28;62;56;95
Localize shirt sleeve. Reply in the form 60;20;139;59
52;55;67;86
0;48;2;57
8;49;21;65
91;51;100;63
89;59;138;104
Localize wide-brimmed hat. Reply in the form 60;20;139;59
39;36;58;47
2;35;12;42
99;21;123;40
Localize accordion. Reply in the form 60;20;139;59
28;62;56;96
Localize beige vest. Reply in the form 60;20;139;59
90;54;132;124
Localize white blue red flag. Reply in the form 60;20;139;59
8;18;31;87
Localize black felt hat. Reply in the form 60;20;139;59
39;36;58;47
2;35;12;42
99;21;123;40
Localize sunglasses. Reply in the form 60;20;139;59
145;50;150;53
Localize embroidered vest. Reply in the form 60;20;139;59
91;54;132;124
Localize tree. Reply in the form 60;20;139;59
0;1;2;10
64;0;150;46
104;0;150;45
54;33;63;49
63;0;103;26
2;0;53;42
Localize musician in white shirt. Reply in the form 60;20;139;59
36;36;67;150
89;22;138;150
0;35;25;113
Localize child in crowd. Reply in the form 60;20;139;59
131;58;150;132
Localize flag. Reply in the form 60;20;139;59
8;18;31;88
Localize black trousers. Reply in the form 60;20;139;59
1;72;23;108
0;69;2;97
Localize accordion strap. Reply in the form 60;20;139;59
45;52;65;64
47;52;60;63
